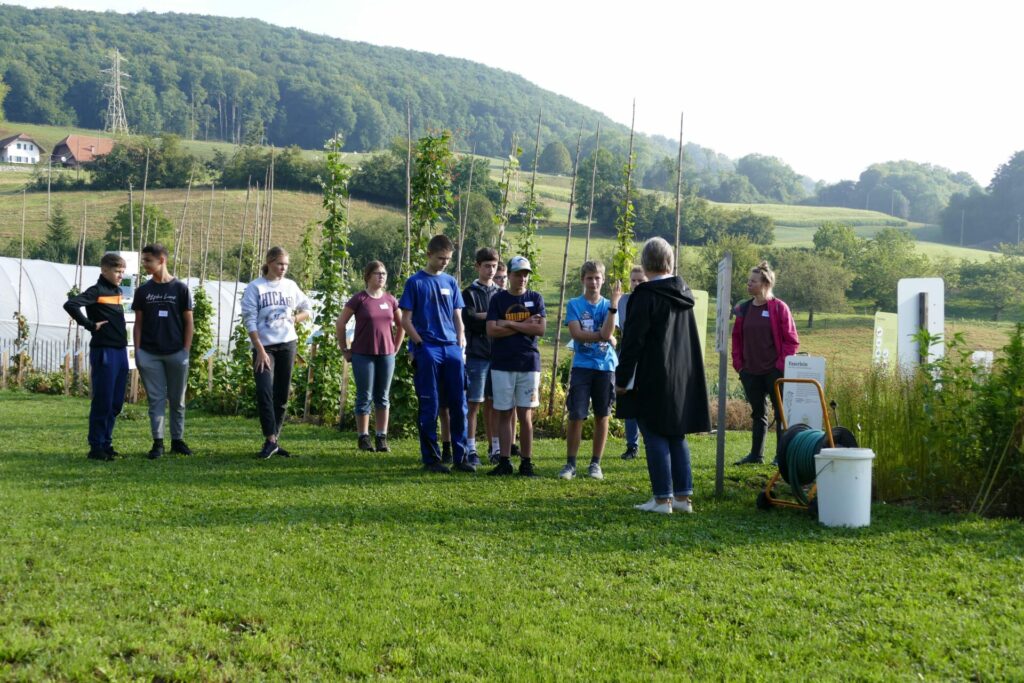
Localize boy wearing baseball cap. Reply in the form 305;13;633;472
485;256;546;476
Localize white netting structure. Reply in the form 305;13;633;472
0;256;250;368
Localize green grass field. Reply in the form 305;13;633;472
2;392;1022;680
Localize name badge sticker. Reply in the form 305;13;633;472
762;310;770;318
379;303;390;310
158;310;170;318
525;301;534;308
440;288;451;296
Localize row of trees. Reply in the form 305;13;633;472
690;223;1024;325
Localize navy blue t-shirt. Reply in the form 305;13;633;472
398;270;465;345
486;289;545;372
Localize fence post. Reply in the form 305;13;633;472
76;352;85;396
207;355;214;392
130;369;139;404
303;343;317;422
338;357;349;427
64;353;71;396
1;351;8;390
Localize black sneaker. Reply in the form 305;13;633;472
375;435;390;452
424;461;451;474
441;442;453;464
734;453;765;465
620;445;639;460
170;439;193;456
88;448;113;461
258;440;279;460
358;434;375;452
488;449;501;465
454;461;477;473
467;450;481;468
487;458;514;476
517;459;537;477
276;445;293;458
511;443;520;457
147;440;164;460
104;446;120;458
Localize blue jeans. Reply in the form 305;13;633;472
413;343;468;465
88;346;128;449
351;353;396;416
638;419;693;499
625;418;639;448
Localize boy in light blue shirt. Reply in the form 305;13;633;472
560;260;621;481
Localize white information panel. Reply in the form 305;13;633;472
782;355;826;430
896;278;944;372
692;289;709;359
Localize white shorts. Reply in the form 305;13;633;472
490;370;541;411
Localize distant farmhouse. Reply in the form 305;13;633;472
52;135;116;167
0;133;45;164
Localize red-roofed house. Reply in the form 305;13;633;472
52;135;116;167
0;133;45;164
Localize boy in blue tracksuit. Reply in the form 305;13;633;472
63;252;129;461
399;234;471;473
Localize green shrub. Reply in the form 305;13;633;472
831;325;1024;516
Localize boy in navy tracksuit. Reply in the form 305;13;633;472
399;234;470;473
63;252;129;461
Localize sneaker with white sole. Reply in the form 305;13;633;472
634;497;672;514
587;462;604;480
673;498;694;513
557;463;576;480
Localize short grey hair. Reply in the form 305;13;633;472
641;237;673;274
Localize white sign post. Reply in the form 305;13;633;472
896;278;944;373
714;254;732;497
783;355;826;430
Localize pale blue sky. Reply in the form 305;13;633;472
11;0;1023;185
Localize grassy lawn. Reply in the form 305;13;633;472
2;393;1022;680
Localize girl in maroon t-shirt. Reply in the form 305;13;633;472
336;261;405;452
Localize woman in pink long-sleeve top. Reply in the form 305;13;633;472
730;260;800;465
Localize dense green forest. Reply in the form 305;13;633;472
0;4;1013;241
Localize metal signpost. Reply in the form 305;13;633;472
714;253;732;497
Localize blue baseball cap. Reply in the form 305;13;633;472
508;256;533;273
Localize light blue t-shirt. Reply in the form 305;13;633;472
566;295;617;371
398;270;465;345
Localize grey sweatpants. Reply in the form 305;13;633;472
136;348;190;440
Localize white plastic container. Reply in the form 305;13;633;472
814;448;876;528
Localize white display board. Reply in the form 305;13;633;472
872;312;898;370
782;355;826;430
896;278;944;372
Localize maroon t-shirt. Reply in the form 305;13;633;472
742;302;777;374
346;290;399;355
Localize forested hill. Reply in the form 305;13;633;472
0;5;636;157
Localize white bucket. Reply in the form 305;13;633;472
814;448;875;528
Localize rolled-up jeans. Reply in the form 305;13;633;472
135;347;190;440
637;419;693;499
351;352;396;416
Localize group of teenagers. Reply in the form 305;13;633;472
64;233;799;515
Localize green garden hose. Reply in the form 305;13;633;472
784;429;824;505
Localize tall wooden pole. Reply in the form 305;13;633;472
172;173;194;273
547;122;584;416
17;189;26;315
227;186;252;354
136;149;150;281
216;193;228;350
584;122;601;261
456;145;476;284
403;103;413;277
673;112;684;276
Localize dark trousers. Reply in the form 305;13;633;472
88;346;128;449
739;368;784;459
253;341;296;439
413;343;468;465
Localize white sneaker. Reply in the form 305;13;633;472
557;463;576;480
587;462;604;480
673;498;694;514
634;498;672;514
